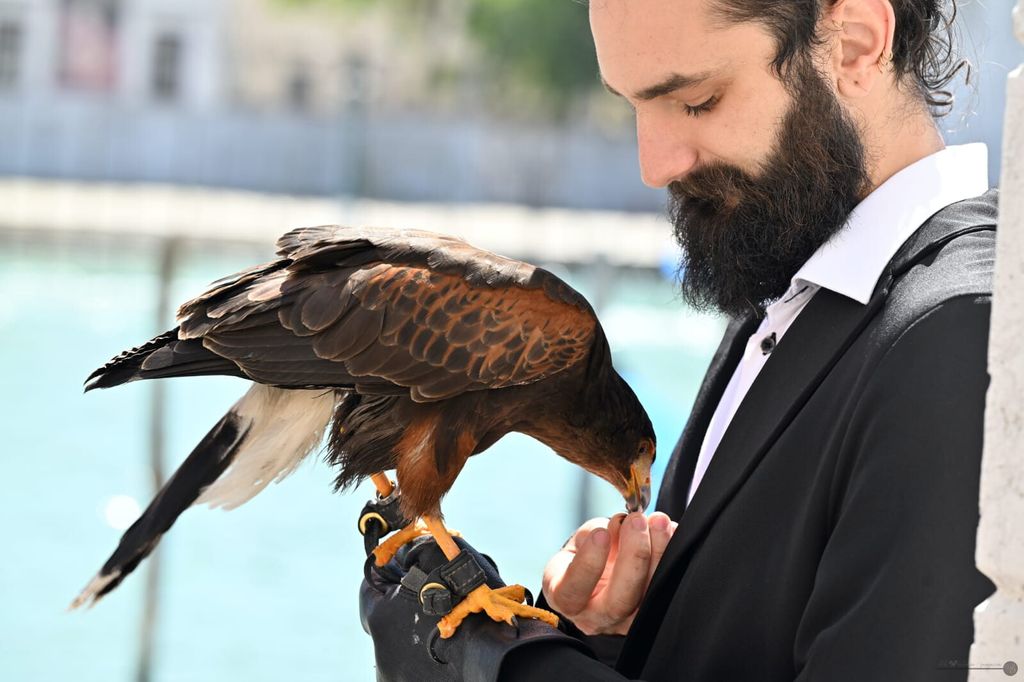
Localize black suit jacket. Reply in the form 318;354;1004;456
503;190;998;682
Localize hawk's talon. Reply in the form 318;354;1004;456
436;583;559;639
372;520;431;566
492;584;526;603
371;520;465;566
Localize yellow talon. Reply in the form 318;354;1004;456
493;584;525;603
370;520;465;566
436;584;559;639
371;521;431;566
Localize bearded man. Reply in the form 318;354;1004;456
359;0;997;680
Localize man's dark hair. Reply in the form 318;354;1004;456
709;0;969;117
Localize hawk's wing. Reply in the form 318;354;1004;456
175;226;600;402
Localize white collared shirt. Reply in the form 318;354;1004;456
685;143;990;506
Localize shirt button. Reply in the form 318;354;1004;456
760;332;777;355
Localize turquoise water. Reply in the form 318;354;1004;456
0;236;722;681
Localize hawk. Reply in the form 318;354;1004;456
71;225;655;636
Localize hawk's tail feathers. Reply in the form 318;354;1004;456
69;385;336;609
69;409;249;610
84;329;243;392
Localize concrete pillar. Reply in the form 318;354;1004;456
23;0;59;100
971;4;1024;680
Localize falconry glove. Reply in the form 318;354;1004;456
360;536;594;682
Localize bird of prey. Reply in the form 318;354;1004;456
70;225;656;636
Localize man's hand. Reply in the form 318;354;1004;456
542;512;677;635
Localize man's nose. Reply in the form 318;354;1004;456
636;111;699;188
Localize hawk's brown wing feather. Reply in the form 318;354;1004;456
176;226;599;402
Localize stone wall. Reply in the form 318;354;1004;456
971;4;1024;679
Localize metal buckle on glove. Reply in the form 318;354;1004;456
358;511;389;536
418;581;452;614
358;482;412;555
400;551;488;617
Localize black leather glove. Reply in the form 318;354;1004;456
360;535;594;682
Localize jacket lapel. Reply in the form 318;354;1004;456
655;314;761;520
670;289;864;551
618;288;867;675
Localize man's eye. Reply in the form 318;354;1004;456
683;95;719;118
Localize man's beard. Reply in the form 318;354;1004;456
669;58;871;318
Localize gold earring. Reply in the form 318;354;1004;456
831;19;844;31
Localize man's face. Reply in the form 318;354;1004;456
591;0;870;316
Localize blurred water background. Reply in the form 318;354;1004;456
0;0;1018;680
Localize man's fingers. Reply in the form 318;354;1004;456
543;516;615;611
545;528;611;617
606;513;626;565
564;517;614;552
600;512;652;621
569;527;593;553
646;512;674;585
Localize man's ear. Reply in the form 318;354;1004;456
825;0;896;98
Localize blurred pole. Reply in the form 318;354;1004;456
136;237;179;682
575;255;615;526
970;6;1024;679
345;55;370;198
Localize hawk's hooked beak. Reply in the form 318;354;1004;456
625;460;652;513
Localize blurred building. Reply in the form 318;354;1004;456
0;0;223;109
226;0;478;117
0;0;1017;209
0;0;415;116
0;0;662;208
